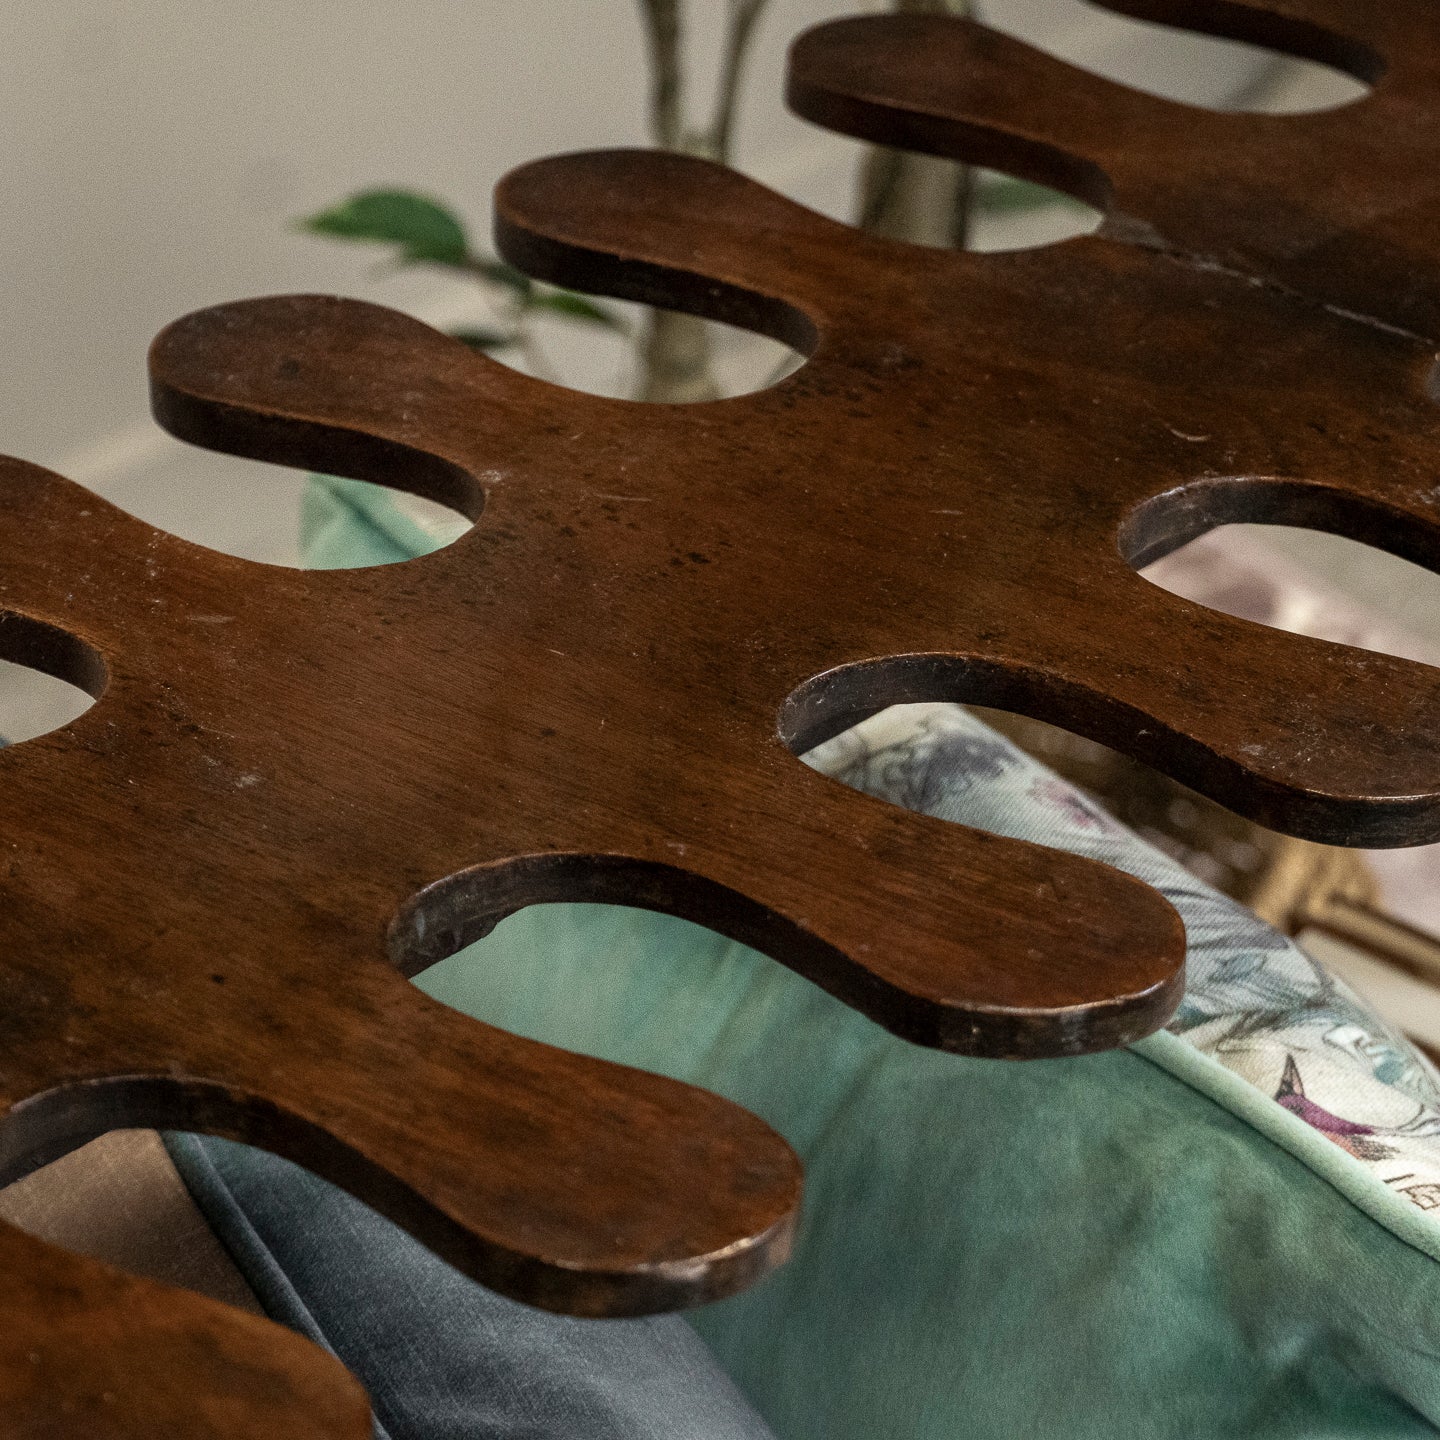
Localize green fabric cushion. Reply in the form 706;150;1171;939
423;904;1440;1439
307;476;1440;1438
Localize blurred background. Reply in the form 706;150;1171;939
5;2;1439;1039
0;0;1364;557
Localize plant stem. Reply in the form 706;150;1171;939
636;307;723;404
638;0;683;149
710;0;770;163
856;0;976;249
635;0;760;403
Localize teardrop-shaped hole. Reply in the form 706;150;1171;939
0;616;103;745
58;425;477;570
1139;524;1440;669
1004;0;1372;113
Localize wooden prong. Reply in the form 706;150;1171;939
496;149;856;350
1027;572;1440;848
0;1221;370;1440
150;296;555;517
788;14;1152;210
0;952;802;1319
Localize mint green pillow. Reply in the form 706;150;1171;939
310;476;1440;1438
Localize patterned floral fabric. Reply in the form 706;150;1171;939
805;703;1440;1216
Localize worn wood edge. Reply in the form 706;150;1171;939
494;152;823;354
389;845;1186;1059
0;1068;802;1319
149;302;487;521
781;623;1440;851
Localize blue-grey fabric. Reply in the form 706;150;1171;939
164;1132;776;1440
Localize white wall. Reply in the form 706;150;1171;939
0;1;1307;555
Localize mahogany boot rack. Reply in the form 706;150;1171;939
3;3;1440;1434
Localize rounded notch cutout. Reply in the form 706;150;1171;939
1123;477;1440;670
778;651;1148;760
300;474;475;571
1023;0;1376;113
148;295;489;568
388;850;815;982
39;439;479;573
1120;474;1440;575
0;613;104;745
442;288;813;406
778;654;1229;847
965;170;1105;253
393;789;1182;1061
807;143;1106;255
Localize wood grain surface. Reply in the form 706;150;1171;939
2;0;1438;1431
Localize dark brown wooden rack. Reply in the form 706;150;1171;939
2;2;1438;1433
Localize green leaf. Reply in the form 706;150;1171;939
300;190;470;267
448;327;515;352
977;175;1091;216
524;290;629;332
